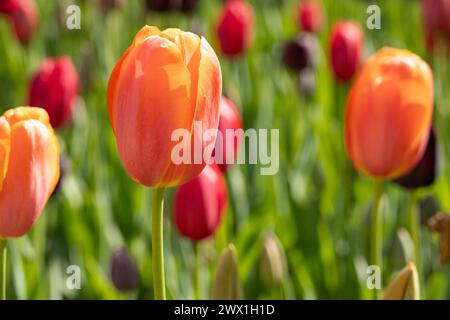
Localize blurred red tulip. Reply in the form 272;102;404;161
297;0;323;33
345;48;434;179
216;0;255;58
0;107;59;238
173;164;228;241
421;0;450;52
0;0;38;45
329;21;363;81
107;26;221;187
213;97;243;172
28;57;79;129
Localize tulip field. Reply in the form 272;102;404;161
0;0;450;302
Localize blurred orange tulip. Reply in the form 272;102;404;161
345;48;433;179
107;26;222;187
0;107;59;238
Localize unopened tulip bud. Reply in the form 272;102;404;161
173;164;228;241
28;57;79;129
329;21;363;81
213;97;243;172
0;0;38;45
211;244;243;299
419;195;440;225
297;0;323;33
428;213;450;264
216;0;255;58
383;262;420;300
281;34;318;72
394;127;438;189
110;247;139;292
260;231;288;287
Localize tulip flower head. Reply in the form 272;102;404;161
297;0;323;33
28;57;80;129
211;244;243;299
213;96;243;172
260;231;288;287
216;0;255;58
329;21;363;81
345;48;433;179
0;0;38;45
0;107;59;239
107;26;222;187
281;33;318;72
173;164;228;241
421;0;450;52
383;262;420;300
110;247;139;292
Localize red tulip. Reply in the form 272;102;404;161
297;0;323;33
28;57;79;129
173;164;228;241
421;0;450;52
345;48;433;179
0;0;38;45
213;97;243;172
216;0;255;58
329;21;363;81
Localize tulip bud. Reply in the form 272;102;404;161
394;127;438;189
281;34;318;72
0;107;59;238
173;164;228;241
329;21;363;81
110;247;139;292
28;57;80;129
211;244;243;299
213;97;243;172
345;48;433;179
391;229;414;270
419;195;440;225
299;68;316;98
216;0;255;58
428;213;450;264
0;0;38;45
260;231;288;287
297;0;323;33
107;26;222;187
421;0;450;53
383;262;420;300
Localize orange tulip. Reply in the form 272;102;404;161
107;26;222;187
0;107;59;238
345;48;433;179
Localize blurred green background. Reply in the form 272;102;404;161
0;0;449;299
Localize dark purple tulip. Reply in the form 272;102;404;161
180;0;199;12
394;127;438;189
146;0;171;11
146;0;199;12
281;34;317;72
110;247;139;292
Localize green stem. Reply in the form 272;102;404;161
152;187;166;300
192;243;200;300
0;239;6;300
370;180;383;300
407;191;423;297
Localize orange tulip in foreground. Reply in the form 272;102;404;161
107;25;222;188
107;25;222;300
345;48;433;180
0;107;59;238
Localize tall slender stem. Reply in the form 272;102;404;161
152;187;166;300
370;180;383;300
0;239;6;300
407;191;423;297
192;243;201;300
